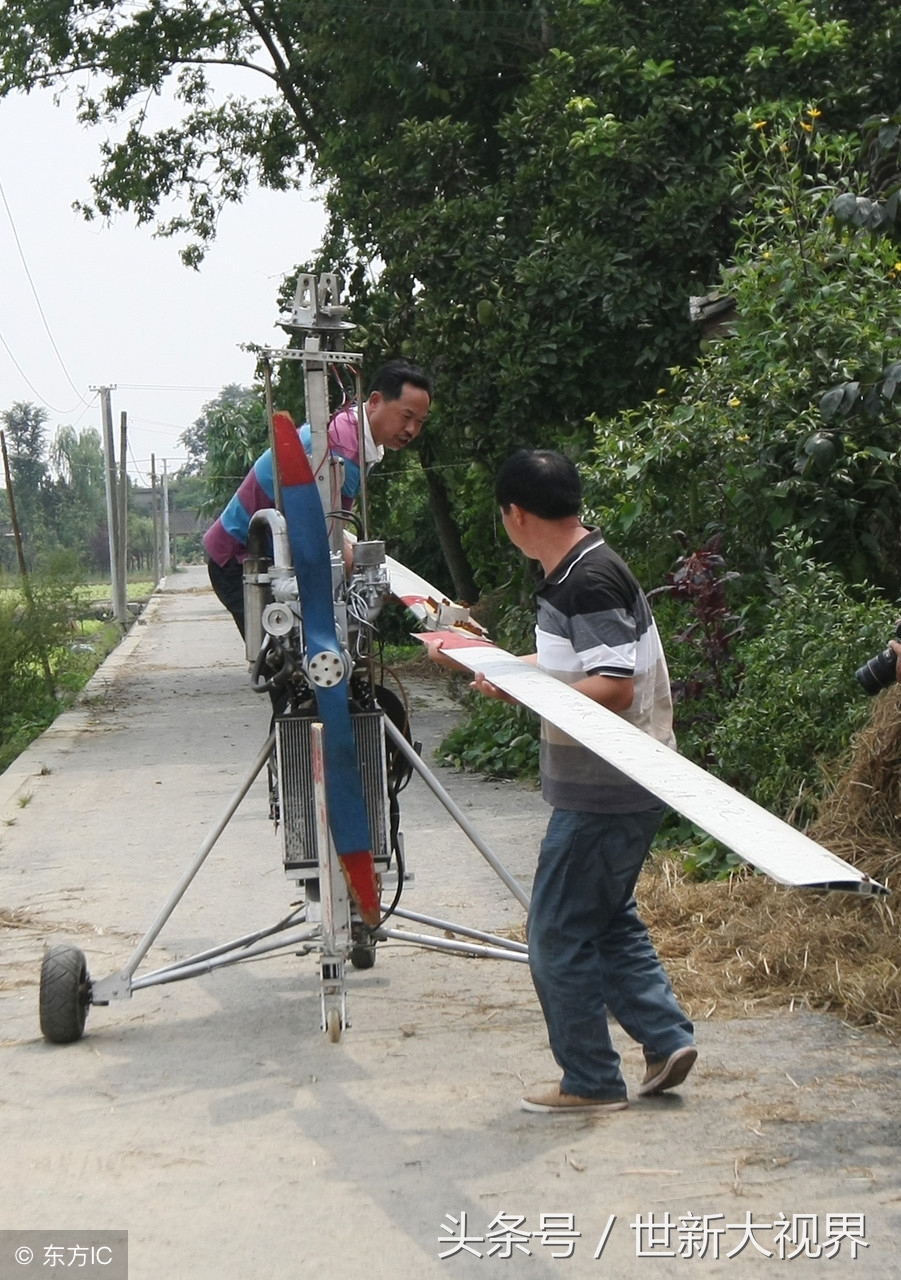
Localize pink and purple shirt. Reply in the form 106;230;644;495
203;404;382;567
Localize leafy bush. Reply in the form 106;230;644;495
0;596;59;772
437;529;892;889
707;535;892;823
437;593;542;778
440;696;540;780
648;535;745;769
584;105;901;596
654;814;747;882
0;566;118;773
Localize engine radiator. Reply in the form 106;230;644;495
275;710;392;873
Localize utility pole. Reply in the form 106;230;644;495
161;460;171;576
150;454;161;586
118;410;129;618
93;384;127;628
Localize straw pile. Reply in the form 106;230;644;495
639;685;901;1038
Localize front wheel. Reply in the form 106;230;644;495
349;943;376;971
39;945;91;1044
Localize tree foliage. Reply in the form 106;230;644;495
47;426;108;558
0;0;547;264
585;106;901;597
2;402;50;556
9;0;901;591
178;383;269;515
1;405;119;573
8;0;901;822
708;536;891;824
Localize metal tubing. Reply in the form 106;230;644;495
247;507;292;572
130;927;321;990
135;908;308;979
390;907;528;953
383;718;531;909
354;369;370;540
312;722;337;954
119;733;276;983
380;927;529;963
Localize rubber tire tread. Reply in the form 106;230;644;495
349;944;377;970
39;945;90;1044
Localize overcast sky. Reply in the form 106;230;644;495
0;86;328;487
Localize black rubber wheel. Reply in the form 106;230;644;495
349;943;377;970
39;945;91;1044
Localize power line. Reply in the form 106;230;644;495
116;383;223;393
0;172;91;407
0;327;91;416
127;440;151;487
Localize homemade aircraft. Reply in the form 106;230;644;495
37;273;885;1048
38;273;528;1047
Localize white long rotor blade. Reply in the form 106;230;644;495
435;639;886;897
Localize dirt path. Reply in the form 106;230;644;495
0;566;898;1278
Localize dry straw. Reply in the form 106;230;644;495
639;685;901;1038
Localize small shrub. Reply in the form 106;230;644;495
709;535;892;824
440;696;539;780
650;534;745;768
654;814;746;881
0;566;129;773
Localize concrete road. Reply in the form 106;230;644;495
0;566;898;1279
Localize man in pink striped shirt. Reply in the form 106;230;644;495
204;360;431;636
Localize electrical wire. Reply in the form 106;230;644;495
0;173;90;407
0;327;92;416
116;383;222;393
127;440;151;487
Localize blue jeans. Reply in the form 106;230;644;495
527;807;694;1099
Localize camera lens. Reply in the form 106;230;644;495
855;621;901;694
856;651;895;695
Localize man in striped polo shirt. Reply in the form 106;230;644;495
473;448;696;1114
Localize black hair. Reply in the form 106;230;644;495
369;359;432;402
494;449;582;520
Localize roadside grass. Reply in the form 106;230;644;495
0;577;154;605
0;577;156;775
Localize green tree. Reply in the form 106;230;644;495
126;511;156;571
1;401;50;566
47;425;108;568
6;0;901;591
179;384;258;472
310;0;894;592
0;0;546;265
585;106;901;596
178;384;269;516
